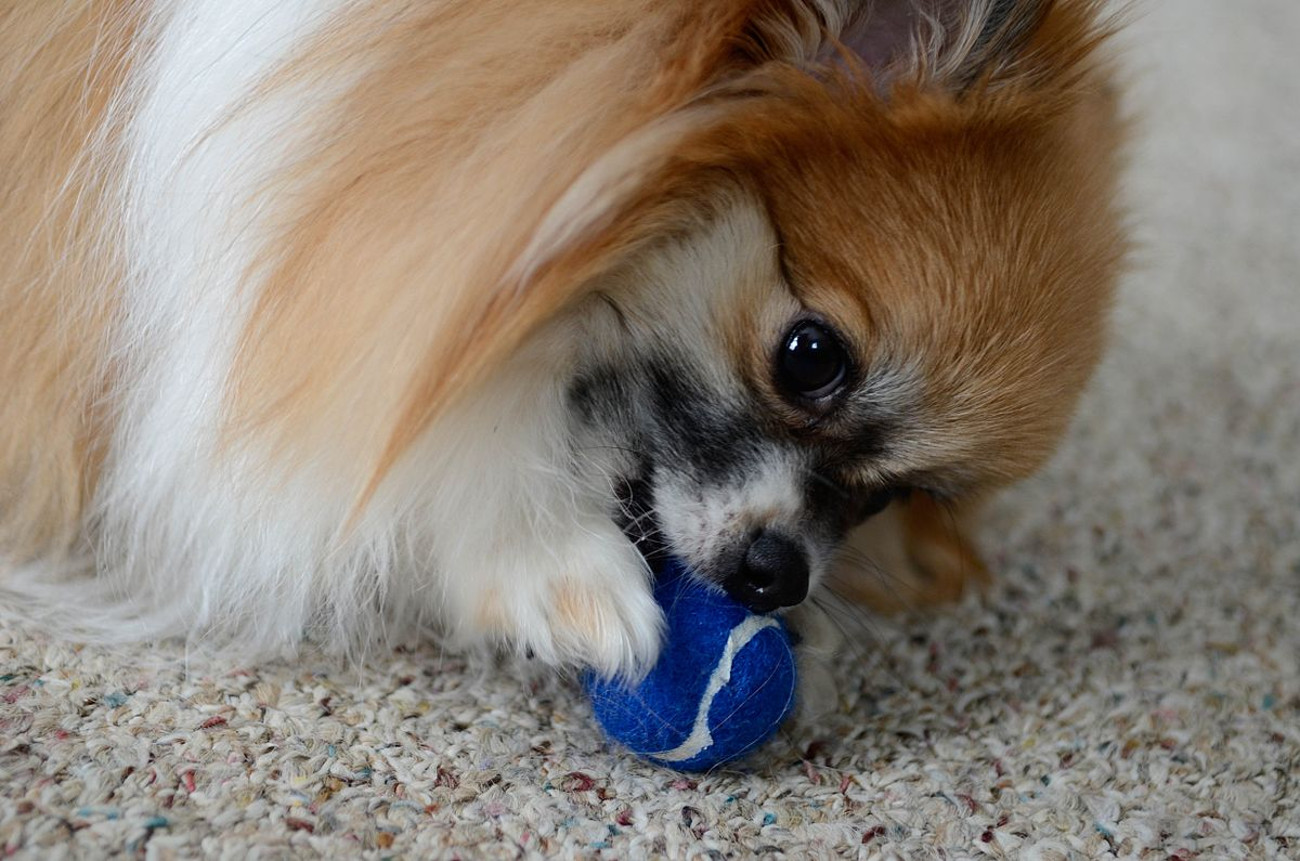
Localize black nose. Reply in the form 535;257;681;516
723;530;809;614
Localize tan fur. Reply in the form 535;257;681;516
222;0;1122;515
830;492;990;612
225;0;765;497
733;14;1121;492
0;2;139;561
474;588;507;634
0;0;1124;633
553;580;605;646
757;2;1126;607
759;70;1124;489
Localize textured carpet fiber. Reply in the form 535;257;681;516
3;2;1298;858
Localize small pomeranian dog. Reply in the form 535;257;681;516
0;0;1124;678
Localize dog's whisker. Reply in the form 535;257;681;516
810;589;910;692
833;547;929;615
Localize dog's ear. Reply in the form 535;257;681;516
826;0;1066;91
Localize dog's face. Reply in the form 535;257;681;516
568;59;1124;612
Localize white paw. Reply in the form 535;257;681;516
463;517;664;679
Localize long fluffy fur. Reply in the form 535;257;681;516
0;0;1124;673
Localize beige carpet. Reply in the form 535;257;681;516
3;1;1298;857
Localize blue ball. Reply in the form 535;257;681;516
583;559;797;771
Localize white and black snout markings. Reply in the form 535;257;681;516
652;450;815;601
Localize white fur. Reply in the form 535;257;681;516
654;453;809;575
85;0;368;651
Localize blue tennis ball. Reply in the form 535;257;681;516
583;558;797;771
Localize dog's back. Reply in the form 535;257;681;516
0;4;138;561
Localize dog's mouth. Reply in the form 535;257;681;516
613;475;815;614
614;475;670;568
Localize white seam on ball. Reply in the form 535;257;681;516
650;615;779;763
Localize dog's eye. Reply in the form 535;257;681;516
776;320;848;400
859;486;899;519
855;485;909;523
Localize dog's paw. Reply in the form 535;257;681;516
828;493;988;614
465;519;664;678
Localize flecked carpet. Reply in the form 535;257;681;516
2;1;1298;857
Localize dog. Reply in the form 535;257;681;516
0;0;1124;679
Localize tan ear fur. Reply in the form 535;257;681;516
696;0;1127;488
828;492;989;613
834;0;1120;93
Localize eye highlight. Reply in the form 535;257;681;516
775;320;849;401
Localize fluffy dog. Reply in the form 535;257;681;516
0;0;1124;677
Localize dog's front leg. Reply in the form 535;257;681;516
419;380;664;678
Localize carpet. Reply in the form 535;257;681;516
2;1;1298;857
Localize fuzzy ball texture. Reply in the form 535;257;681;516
583;559;797;772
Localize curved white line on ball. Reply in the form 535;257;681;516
650;615;780;763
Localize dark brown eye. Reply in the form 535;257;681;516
858;486;896;520
854;485;909;523
776;320;848;400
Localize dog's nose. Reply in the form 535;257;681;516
723;530;809;614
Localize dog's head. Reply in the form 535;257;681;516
224;0;1124;615
563;0;1126;610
